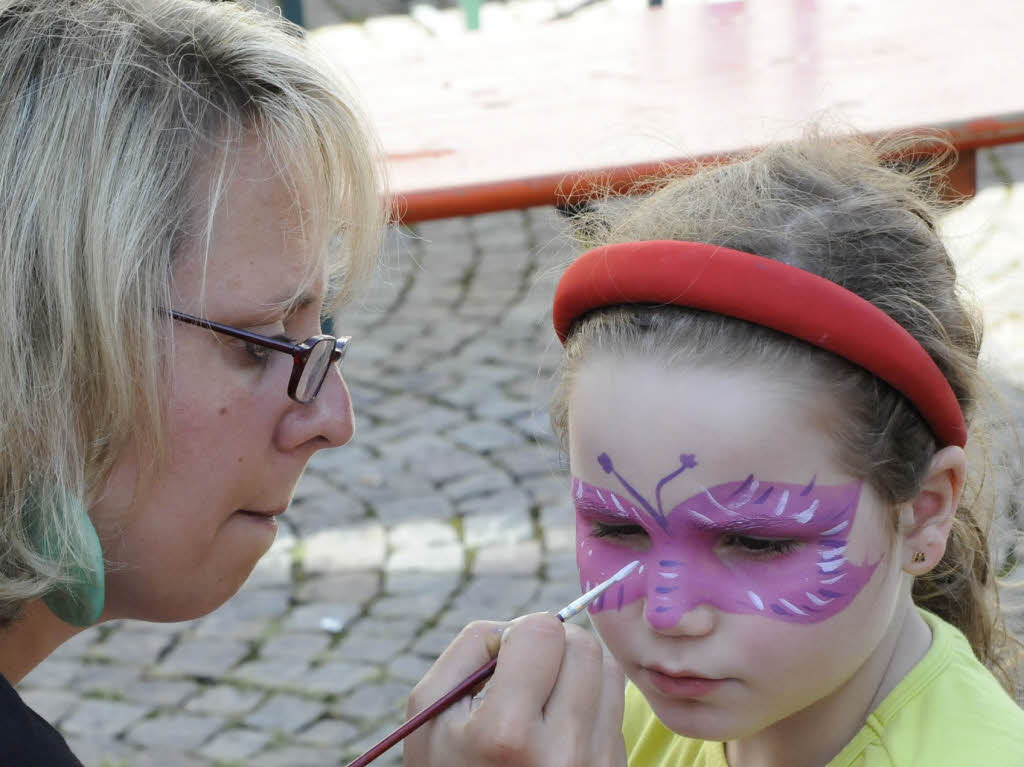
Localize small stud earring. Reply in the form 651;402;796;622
912;551;926;564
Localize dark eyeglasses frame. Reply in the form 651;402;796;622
170;310;351;404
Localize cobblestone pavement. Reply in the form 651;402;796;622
14;6;1024;767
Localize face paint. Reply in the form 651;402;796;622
574;452;879;628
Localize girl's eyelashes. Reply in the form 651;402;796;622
590;521;653;551
720;533;801;559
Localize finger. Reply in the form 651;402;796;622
541;622;605;724
591;651;628;766
407;620;506;718
473;612;567;730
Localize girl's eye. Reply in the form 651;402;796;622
721;534;800;559
591;522;651;550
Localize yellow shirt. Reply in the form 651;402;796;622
623;610;1024;766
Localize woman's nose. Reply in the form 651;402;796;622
278;365;354;452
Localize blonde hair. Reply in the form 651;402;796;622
0;0;385;624
551;133;1023;692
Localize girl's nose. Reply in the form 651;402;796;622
646;601;716;637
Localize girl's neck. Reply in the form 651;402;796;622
0;600;83;684
724;601;933;767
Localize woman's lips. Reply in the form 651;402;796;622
646;667;726;699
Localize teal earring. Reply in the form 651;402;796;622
35;492;106;627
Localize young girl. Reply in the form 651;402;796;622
547;135;1024;766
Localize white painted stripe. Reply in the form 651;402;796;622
818;558;845;573
806;592;833;606
689;509;714;524
702;487;738;515
611;494;626;513
819;546;846;560
595;489;605;502
778;598;806;615
659;572;680;579
748;591;764;610
728;479;759;510
773;490;790;516
820;573;846;584
821;520;849;536
576;480;584;499
794;499;819;524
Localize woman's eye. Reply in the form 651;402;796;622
242;341;272;365
721;534;800;559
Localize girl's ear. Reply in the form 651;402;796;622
900;446;967;575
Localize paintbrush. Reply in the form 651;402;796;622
344;559;641;767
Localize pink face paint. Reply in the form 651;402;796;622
574;452;879;628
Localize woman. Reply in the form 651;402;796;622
0;0;385;760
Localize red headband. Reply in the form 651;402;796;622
552;240;967;447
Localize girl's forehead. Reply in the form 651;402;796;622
567;355;848;492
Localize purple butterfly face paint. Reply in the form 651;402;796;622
574;452;879;629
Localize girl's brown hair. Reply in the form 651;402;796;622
551;133;1022;692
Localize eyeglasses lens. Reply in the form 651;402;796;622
296;338;335;403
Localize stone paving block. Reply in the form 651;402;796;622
442;468;515;501
63;735;137;767
87;626;175;666
411;626;461;658
229;656;311;688
71;663;141;698
19;658;80;689
374;494;454;525
289;491;370;535
200;726;274;762
463;508;535;548
155;637;250;679
282;602;362;634
389;518;458;548
386;653;436;684
329;632;409;665
249;744;347;767
127;748;210;767
185;684;265;717
17;688;79;725
367;592;449;621
332;679;411;721
260;631;332;661
193;588;292;640
61;697;152;738
448;421;525;451
385;570;461;596
491;443;559;479
127;712;226;750
472;540;544;576
296;660;378;696
296;570;381;604
295;716;360;746
456;574;542;611
245;693;326;733
302;524;387;573
406;446;493;484
387;543;465;574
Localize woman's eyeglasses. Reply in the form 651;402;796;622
170;310;351;404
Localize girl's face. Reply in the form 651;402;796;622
90;142;355;622
568;355;910;741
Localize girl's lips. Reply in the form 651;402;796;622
645;667;726;699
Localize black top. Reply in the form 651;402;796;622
0;673;83;766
